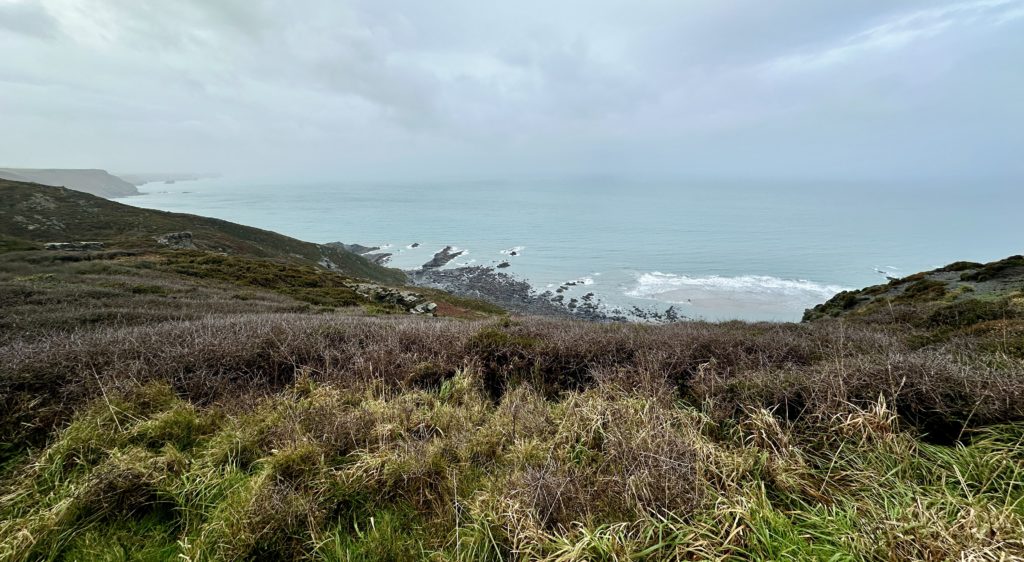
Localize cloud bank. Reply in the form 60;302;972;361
1;0;1021;181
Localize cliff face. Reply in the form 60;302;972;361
0;168;139;198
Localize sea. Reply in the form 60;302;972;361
116;177;1024;322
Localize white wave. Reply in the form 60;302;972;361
626;272;847;302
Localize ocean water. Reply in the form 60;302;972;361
117;178;1023;322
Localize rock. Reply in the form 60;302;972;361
422;246;465;269
364;252;392;265
411;301;438;315
509;251;518;256
156;232;195;249
324;242;380;255
496;261;511;269
44;241;105;251
411;242;420;248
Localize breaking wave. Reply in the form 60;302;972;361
626;272;847;302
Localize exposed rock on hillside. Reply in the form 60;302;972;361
44;241;105;251
156;231;195;249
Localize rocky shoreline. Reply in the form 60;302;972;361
336;241;686;322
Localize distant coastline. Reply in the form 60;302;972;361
0;168;139;198
117;172;218;187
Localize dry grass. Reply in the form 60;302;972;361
1;369;1021;561
3;252;1024;559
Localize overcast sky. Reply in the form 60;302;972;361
1;0;1022;181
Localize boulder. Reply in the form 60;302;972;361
156;232;195;249
44;241;105;251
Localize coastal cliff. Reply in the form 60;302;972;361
0;168;140;198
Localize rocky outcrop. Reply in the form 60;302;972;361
44;241;105;251
325;242;380;255
422;246;464;269
351;283;437;315
364;253;393;266
156;231;195;249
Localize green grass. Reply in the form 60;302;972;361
2;376;1022;561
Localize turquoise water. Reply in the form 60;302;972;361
118;178;1023;321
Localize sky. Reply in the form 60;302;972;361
1;0;1022;181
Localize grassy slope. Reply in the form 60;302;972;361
0;178;405;285
2;198;1024;560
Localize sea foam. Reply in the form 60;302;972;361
626;272;847;302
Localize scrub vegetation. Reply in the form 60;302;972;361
2;180;1024;560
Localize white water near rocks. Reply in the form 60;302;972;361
119;178;1024;321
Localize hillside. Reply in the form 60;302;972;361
804;255;1024;327
0;178;405;285
0;168;140;198
1;203;1023;560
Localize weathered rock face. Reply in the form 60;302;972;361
156;232;195;249
351;283;437;315
44;241;105;251
364;253;393;266
325;242;380;255
422;246;464;269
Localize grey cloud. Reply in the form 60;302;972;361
0;0;1021;181
0;1;58;38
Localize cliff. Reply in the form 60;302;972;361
0;168;140;198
